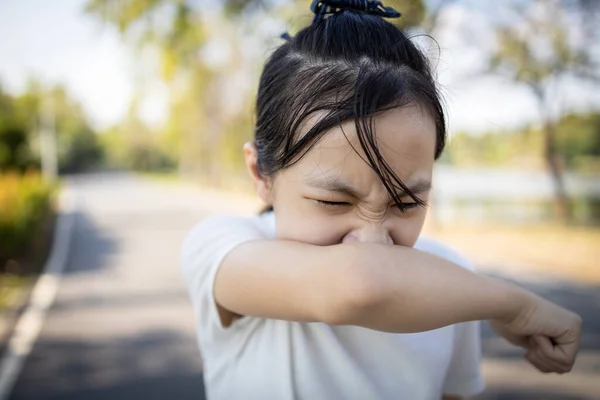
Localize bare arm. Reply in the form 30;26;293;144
215;240;525;332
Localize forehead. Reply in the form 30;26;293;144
287;106;437;189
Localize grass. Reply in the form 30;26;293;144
0;273;30;312
0;192;57;310
0;199;56;347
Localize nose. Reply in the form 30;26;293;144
342;225;393;244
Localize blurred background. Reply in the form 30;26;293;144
0;0;598;399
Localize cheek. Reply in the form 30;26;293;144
275;213;346;245
273;200;348;245
390;210;428;247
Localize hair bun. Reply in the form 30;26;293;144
310;0;401;24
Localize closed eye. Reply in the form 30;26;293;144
391;201;428;212
396;202;420;209
314;199;352;208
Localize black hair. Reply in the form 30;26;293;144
254;5;446;212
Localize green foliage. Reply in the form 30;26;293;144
85;0;164;34
48;86;104;173
0;83;103;174
445;111;600;172
0;86;37;172
100;117;176;172
219;105;255;177
86;0;207;81
0;273;28;311
0;172;55;268
446;128;539;168
555;112;600;170
490;1;592;91
0;127;32;172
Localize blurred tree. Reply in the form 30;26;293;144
489;0;600;221
0;82;102;174
0;86;33;172
445;112;600;174
85;0;429;185
100;98;175;171
555;112;600;171
86;0;231;181
445;127;544;169
47;86;103;173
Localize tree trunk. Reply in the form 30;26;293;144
543;121;572;222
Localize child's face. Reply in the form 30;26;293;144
252;105;436;247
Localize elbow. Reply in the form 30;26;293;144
319;244;385;326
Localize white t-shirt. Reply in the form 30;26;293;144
181;212;486;400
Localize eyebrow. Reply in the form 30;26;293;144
305;176;432;199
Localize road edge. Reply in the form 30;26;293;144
0;187;77;400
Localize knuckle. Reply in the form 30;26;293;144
570;313;583;329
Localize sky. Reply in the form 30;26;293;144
0;0;599;133
0;0;167;129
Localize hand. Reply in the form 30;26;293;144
490;291;582;374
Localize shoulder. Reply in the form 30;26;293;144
183;213;273;248
413;236;476;272
180;213;273;278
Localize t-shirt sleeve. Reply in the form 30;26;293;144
180;214;267;336
441;254;486;398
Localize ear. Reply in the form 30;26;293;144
243;141;274;205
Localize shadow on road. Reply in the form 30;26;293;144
9;330;204;400
9;204;205;399
476;388;590;400
64;211;119;275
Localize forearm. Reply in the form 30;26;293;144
326;242;528;333
216;240;528;333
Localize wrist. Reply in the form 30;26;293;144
486;276;531;323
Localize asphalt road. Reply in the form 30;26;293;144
6;173;600;399
8;173;228;400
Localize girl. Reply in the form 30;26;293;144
181;1;582;399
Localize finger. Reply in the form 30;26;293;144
525;351;553;373
555;341;580;366
552;322;582;364
533;336;573;373
528;340;572;374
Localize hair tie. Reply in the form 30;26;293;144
280;32;293;41
310;0;401;24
